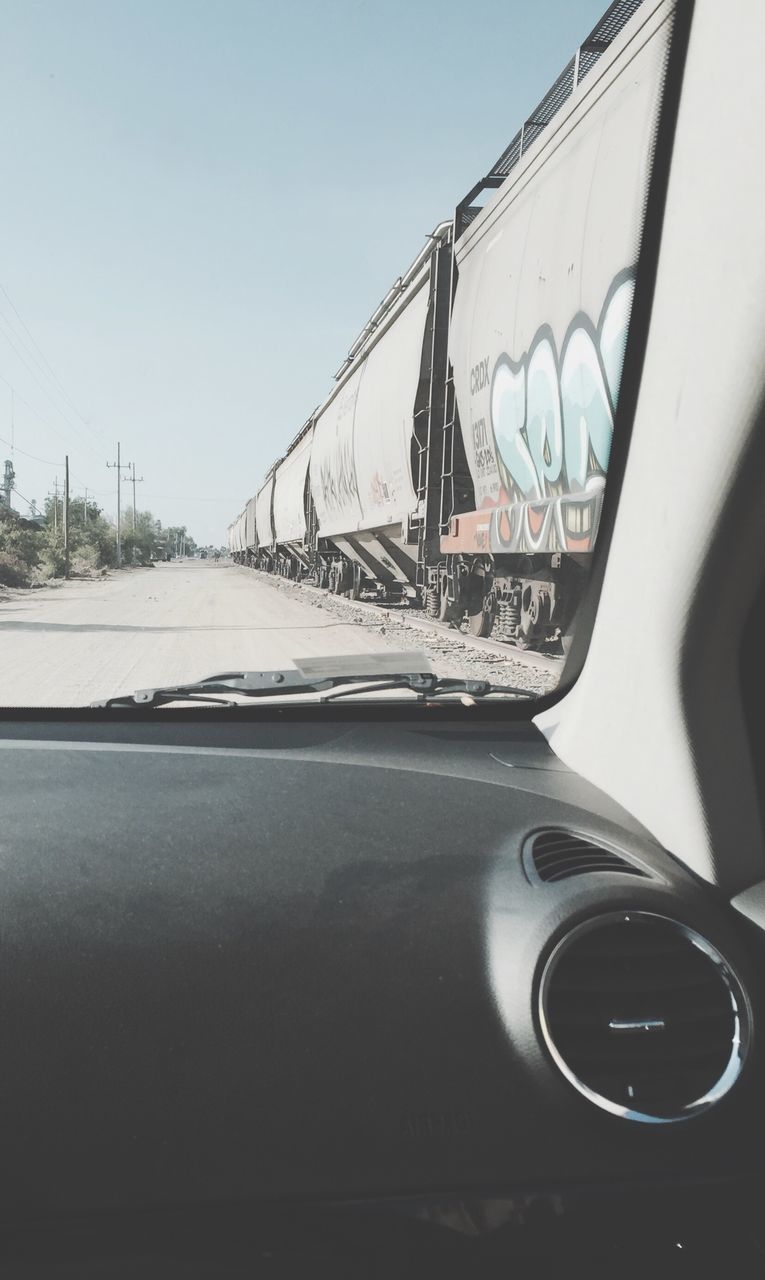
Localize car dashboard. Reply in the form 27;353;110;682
0;710;763;1276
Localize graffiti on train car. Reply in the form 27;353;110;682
317;382;361;520
485;270;634;554
318;428;359;517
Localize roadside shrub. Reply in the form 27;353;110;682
70;544;102;577
121;533;154;567
0;504;193;583
0;550;33;587
86;520;118;568
37;538;67;580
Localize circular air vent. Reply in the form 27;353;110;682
538;912;750;1123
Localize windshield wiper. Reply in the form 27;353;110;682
92;655;530;708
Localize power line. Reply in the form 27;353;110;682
71;473;113;496
0;365;103;464
0;386;109;501
0;432;62;466
0;386;117;503
0;313;63;416
0;368;71;446
0;280;100;443
0;318;104;463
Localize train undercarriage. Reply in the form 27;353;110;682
235;542;585;652
423;552;586;648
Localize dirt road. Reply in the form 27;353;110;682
0;559;403;706
0;559;557;706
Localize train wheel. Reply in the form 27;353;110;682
518;583;551;649
467;574;496;638
468;598;496;638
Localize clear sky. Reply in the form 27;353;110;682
0;0;606;545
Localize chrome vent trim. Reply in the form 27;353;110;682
523;829;653;884
538;912;751;1124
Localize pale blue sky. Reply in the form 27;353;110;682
0;0;606;544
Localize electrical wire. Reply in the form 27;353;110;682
0;320;104;463
0;376;112;497
0;432;62;467
0;282;97;439
71;473;114;497
0;367;101;463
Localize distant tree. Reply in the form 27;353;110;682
120;508;161;566
0;505;44;585
0;492;198;584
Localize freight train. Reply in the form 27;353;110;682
228;0;671;649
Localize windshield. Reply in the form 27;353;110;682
0;0;671;708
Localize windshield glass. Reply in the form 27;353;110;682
0;0;671;708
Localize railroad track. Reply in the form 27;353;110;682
236;565;564;683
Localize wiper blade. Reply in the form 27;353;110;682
91;652;530;708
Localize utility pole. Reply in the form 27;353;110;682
63;455;70;578
53;477;58;534
106;443;130;566
129;462;144;533
84;486;88;525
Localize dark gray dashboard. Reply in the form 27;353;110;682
0;712;761;1235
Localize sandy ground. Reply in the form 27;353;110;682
0;559;558;707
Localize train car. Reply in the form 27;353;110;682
308;224;452;600
254;473;277;569
227;510;246;564
271;422;314;576
435;0;671;641
244;495;258;565
228;0;670;650
235;510;247;563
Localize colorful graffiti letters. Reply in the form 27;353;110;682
491;275;633;498
485;272;634;552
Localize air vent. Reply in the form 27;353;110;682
524;830;651;883
539;913;750;1123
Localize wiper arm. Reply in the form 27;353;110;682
92;653;530;708
319;675;528;703
92;668;340;708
